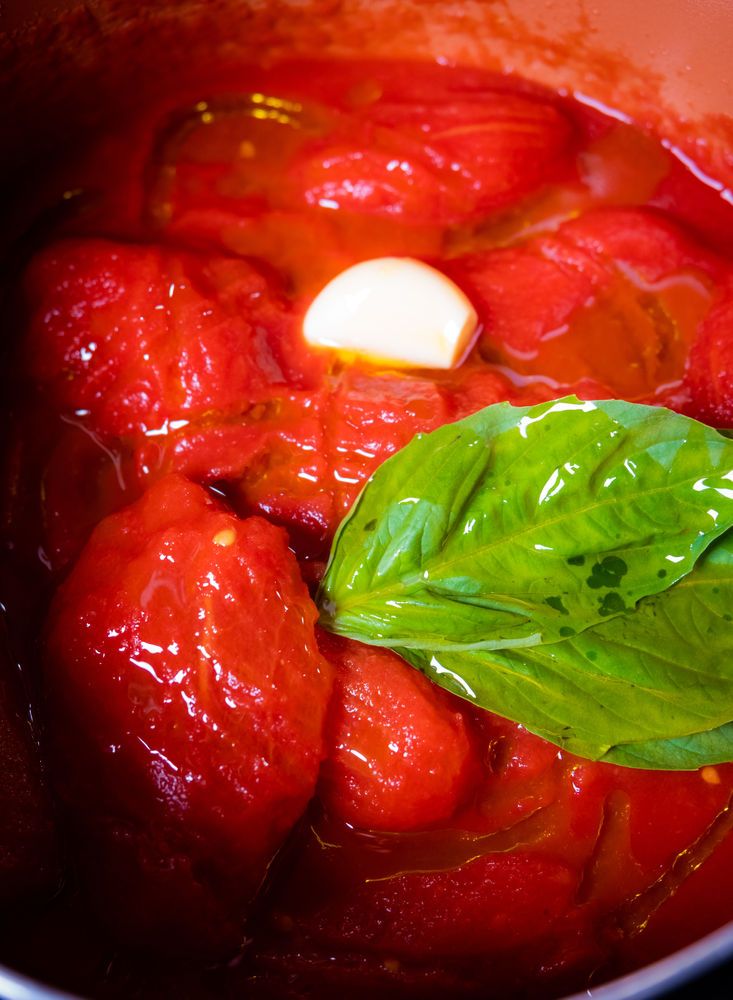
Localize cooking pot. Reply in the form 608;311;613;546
1;2;732;997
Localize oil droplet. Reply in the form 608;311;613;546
701;766;721;785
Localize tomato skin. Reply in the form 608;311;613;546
43;474;333;958
318;635;479;831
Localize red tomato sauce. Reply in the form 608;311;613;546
1;58;733;999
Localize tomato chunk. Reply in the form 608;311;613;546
232;371;452;556
449;208;724;398
318;635;478;831
22;239;319;440
44;474;333;957
294;92;572;225
276;841;582;968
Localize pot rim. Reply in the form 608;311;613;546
0;919;732;1000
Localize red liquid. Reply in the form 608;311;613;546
1;58;733;999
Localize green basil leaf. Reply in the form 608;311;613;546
599;724;733;770
320;396;733;652
398;532;733;767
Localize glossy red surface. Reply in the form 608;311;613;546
317;635;478;832
44;474;333;960
1;56;733;999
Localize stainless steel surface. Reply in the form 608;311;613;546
0;968;76;1000
2;920;732;999
566;922;733;999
